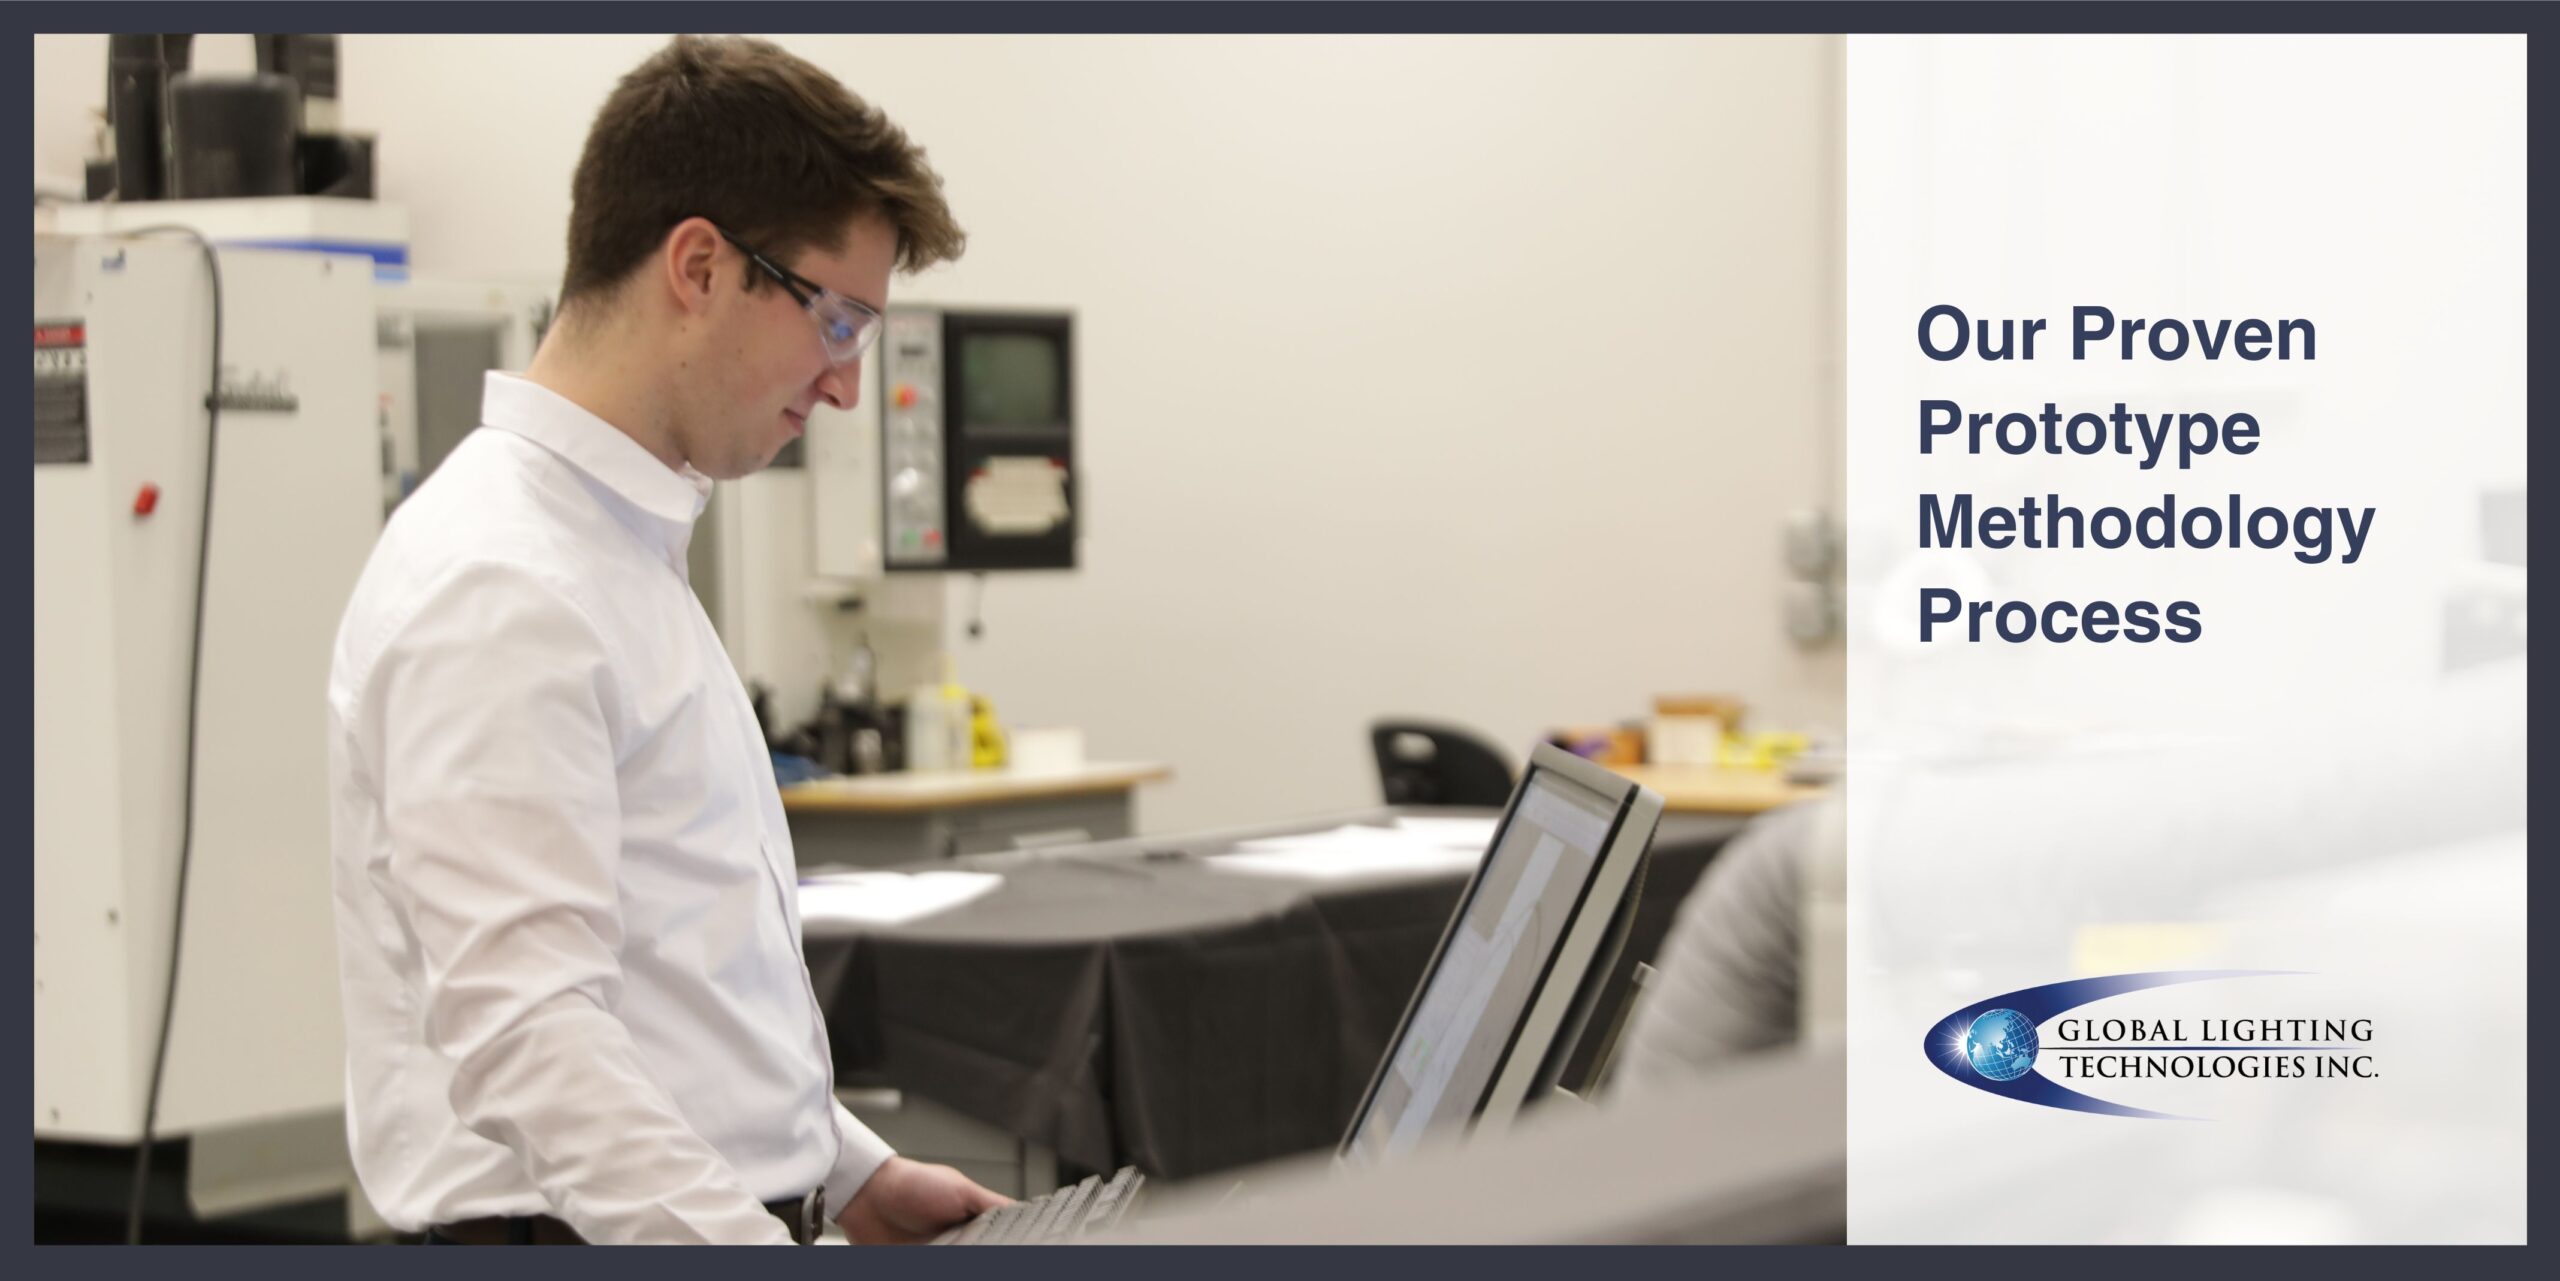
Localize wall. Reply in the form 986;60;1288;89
36;33;1845;835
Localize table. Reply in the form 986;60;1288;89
781;761;1171;866
801;808;1764;1182
1606;764;1824;814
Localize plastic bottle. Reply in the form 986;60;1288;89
905;655;973;773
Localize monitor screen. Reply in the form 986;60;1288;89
1344;767;1623;1165
957;330;1064;427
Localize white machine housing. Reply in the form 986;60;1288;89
375;277;549;512
33;234;381;1142
44;197;411;280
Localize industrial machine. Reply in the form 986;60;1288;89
32;204;546;1239
33;232;381;1227
40;198;551;520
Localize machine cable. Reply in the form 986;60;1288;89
111;226;222;1246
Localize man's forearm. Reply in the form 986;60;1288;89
449;997;796;1244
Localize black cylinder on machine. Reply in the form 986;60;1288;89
106;33;193;201
166;72;300;200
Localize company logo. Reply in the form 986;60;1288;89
1961;1008;2039;1081
1927;970;2376;1119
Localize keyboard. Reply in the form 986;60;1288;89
934;1165;1147;1245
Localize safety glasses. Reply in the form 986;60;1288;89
713;224;884;367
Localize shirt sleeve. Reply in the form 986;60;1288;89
822;1099;898;1222
1618;800;1817;1085
364;560;793;1245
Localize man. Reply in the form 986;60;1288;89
326;36;1005;1244
1616;796;1837;1084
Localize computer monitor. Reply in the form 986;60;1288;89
1340;743;1665;1166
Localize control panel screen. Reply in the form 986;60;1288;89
957;331;1064;427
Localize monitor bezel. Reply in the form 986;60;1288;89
1335;742;1665;1164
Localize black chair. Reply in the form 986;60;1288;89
1369;720;1517;808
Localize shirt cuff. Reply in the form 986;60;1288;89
821;1100;898;1223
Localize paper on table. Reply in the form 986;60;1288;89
799;870;1002;927
1210;825;1486;881
1389;815;1502;849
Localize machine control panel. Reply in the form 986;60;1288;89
879;308;1076;573
880;310;949;566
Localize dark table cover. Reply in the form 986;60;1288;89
802;809;1746;1180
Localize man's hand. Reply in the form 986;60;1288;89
838;1155;1010;1244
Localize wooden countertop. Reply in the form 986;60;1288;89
780;761;1173;815
1606;764;1825;815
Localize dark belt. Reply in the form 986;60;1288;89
427;1189;824;1245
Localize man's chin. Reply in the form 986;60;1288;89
688;453;759;484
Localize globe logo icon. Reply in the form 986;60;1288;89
1964;1008;2039;1082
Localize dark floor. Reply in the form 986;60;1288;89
34;1138;368;1245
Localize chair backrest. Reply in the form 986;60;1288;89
1369;720;1518;808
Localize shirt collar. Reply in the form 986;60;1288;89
479;371;713;532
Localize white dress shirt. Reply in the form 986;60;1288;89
327;372;891;1244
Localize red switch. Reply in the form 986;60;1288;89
132;483;160;517
894;384;919;409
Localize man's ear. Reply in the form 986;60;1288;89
660;217;724;317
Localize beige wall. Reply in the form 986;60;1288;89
36;34;1845;834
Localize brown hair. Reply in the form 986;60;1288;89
558;36;965;310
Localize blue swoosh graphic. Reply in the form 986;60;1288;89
1925;970;2300;1119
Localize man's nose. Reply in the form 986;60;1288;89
816;362;860;410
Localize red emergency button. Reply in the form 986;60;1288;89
133;483;160;517
894;383;919;409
